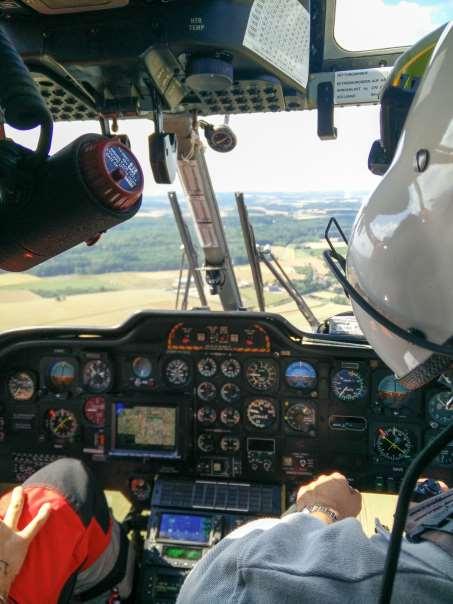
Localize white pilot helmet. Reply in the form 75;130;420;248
346;22;453;389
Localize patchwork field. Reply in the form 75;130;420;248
0;245;350;333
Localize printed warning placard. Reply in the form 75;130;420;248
243;0;310;88
334;67;391;105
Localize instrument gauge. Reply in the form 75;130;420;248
427;391;453;426
164;357;191;387
221;358;241;379
83;396;106;426
132;356;152;379
197;357;217;378
285;362;317;391
197;381;217;402
425;431;453;466
197;433;215;453
8;371;35;401
377;374;410;407
197;406;217;425
220;407;240;427
83;359;112;393
375;426;415;462
49;360;76;392
284;402;316;433
46;409;78;440
220;436;240;453
220;382;241;403
332;369;367;401
245;360;278;392
247;398;277;429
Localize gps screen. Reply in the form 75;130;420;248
114;403;176;451
159;513;212;544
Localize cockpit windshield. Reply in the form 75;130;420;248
0;107;380;333
335;0;453;51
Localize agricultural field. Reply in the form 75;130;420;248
0;244;350;333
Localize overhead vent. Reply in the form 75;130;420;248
22;0;128;14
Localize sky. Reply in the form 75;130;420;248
6;0;452;196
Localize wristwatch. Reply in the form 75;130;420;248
300;504;338;522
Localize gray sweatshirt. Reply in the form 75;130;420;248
177;513;453;603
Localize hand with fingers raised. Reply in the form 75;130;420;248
0;486;51;601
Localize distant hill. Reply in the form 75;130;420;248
9;191;366;278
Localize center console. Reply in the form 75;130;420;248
139;479;282;603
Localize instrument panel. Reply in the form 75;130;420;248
0;311;450;498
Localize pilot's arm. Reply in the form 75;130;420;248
177;473;453;604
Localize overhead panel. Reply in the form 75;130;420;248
22;0;128;14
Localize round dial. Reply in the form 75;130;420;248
83;396;106;426
284;402;316;433
332;369;367;401
220;436;240;453
197;357;217;378
377;375;410;406
221;358;241;379
83;359;112;393
130;478;152;503
221;382;241;403
285;361;317;391
46;409;78;439
164;357;190;387
246;360;278;392
428;391;453;426
375;426;415;462
8;371;35;401
197;433;215;453
197;381;217;402
197;406;217;425
49;360;76;391
220;407;240;426
132;356;152;379
247;398;277;429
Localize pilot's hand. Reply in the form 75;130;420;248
296;472;362;521
0;486;51;597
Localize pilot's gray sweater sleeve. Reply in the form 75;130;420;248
176;513;453;604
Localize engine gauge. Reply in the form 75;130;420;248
83;359;112;393
197;381;217;402
220;436;240;453
247;398;277;429
427;391;453;426
221;358;241;379
83;396;106;426
46;408;78;439
197;406;217;425
284;402;316;433
332;369;367;401
164;357;191;387
425;431;453;466
8;371;35;401
377;374;410;407
49;360;76;391
220;407;240;426
285;361;317;391
221;382;241;403
197;357;217;378
132;356;152;379
375;425;415;462
245;360;278;392
197;432;215;453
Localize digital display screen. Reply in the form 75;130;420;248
114;403;176;451
159;513;212;544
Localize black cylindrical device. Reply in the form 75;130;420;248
0;134;143;271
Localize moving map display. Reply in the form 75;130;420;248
115;403;176;451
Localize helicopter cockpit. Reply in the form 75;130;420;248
0;2;452;603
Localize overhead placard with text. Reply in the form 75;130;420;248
334;67;392;105
243;0;310;89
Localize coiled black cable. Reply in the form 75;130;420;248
0;26;53;158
